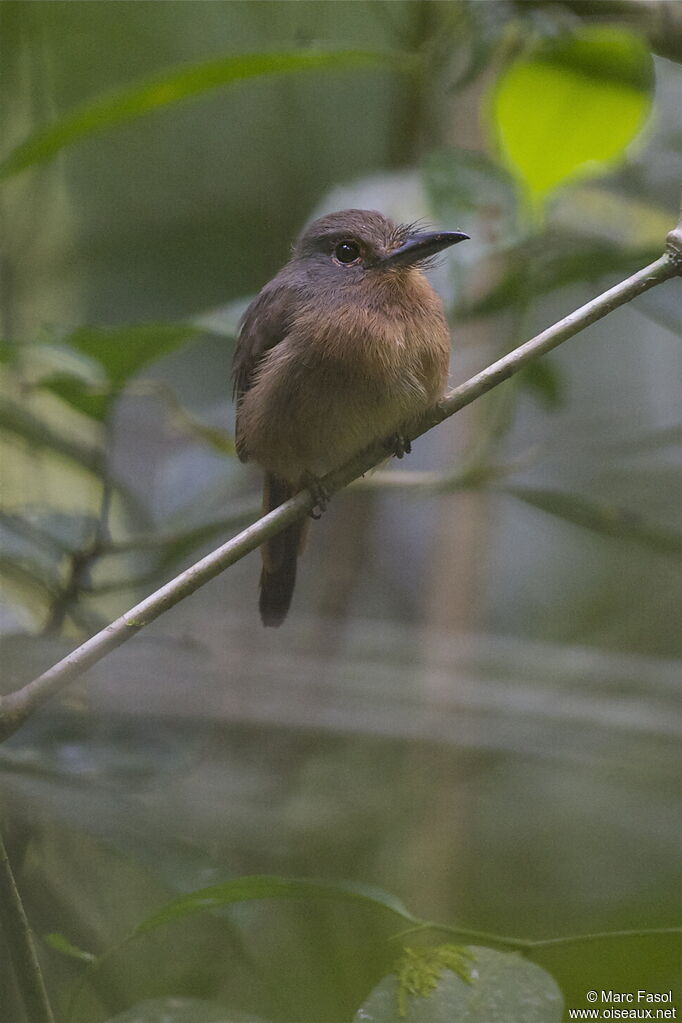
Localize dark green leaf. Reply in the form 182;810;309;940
0;49;417;179
66;324;199;389
132;875;418;937
67;876;419;1017
40;374;112;422
505;487;682;556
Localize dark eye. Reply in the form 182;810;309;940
334;240;361;264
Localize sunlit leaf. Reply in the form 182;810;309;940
0;49;416;179
506;487;682;556
44;932;96;964
490;28;653;205
356;945;563;1021
395;945;473;1018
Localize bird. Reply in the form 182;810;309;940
232;208;469;626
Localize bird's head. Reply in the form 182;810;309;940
292;208;468;284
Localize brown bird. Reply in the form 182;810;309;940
232;208;468;626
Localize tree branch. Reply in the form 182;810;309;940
0;240;680;743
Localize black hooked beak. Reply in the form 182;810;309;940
381;229;469;268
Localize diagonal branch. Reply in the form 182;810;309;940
0;237;680;743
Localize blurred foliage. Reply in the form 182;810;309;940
490;27;654;209
1;1;681;1021
0;49;417;181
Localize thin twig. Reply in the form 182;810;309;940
0;828;56;1023
389;918;682;953
43;426;115;634
0;243;679;742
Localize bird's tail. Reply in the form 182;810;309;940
259;473;307;627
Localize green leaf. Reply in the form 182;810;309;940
44;932;96;964
356;945;563;1022
41;374;113;422
65;324;199;389
37;324;200;420
67;875;419;1018
395;945;473;1018
2;340;106;387
490;28;654;205
0;49;416;179
0;396;105;473
132;876;418;938
506;487;682;556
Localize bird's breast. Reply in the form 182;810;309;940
238;273;451;483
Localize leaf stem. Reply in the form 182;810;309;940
394;920;682;954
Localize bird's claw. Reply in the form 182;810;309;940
385;432;412;459
303;473;330;519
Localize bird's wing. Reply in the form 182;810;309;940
232;279;299;463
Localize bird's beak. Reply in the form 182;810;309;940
381;229;469;268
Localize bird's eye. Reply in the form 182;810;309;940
334;240;361;264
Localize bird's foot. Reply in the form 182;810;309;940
385;432;412;459
303;472;330;519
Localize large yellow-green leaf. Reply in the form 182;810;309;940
490;28;653;205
